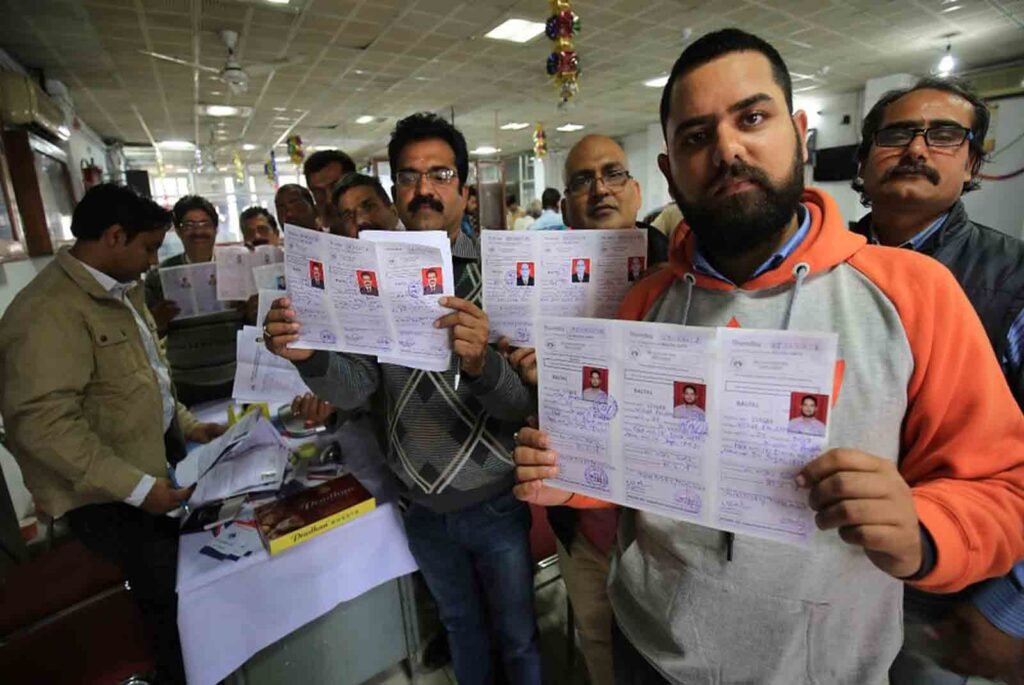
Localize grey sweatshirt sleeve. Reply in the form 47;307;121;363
293;350;381;411
464;346;536;421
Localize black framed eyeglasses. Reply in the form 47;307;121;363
394;168;457;187
873;125;973;149
565;168;632;197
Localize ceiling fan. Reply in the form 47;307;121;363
140;30;304;94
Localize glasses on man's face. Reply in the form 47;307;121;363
180;220;214;231
394;168;457;188
873;125;973;149
565;168;632;197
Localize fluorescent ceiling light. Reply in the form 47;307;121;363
485;18;546;43
937;53;955;75
556;123;584;132
157;140;195;150
941;4;962;11
644;75;669;88
265;0;290;5
355;115;375;124
242;144;258;151
471;146;501;154
500;122;530;130
202;104;240;117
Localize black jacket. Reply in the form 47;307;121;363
854;200;1024;407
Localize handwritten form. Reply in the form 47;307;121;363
283;224;454;371
232;326;311;402
481;229;647;346
157;262;230;319
537;317;838;546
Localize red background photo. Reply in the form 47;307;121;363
516;261;535;278
356;270;378;289
572;258;591;275
309;260;324;281
672;381;707;410
581;366;609;394
788;392;830;424
421;266;444;288
628;256;646;274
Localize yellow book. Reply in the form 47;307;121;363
254;474;376;555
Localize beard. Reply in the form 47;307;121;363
675;139;805;259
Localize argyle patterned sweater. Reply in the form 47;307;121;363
295;231;535;512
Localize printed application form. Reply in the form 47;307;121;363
283;225;454;371
232;326;311;402
158;262;230;319
537;317;838;546
481;229;647;346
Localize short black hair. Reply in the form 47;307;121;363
303;149;356;180
71;183;171;242
541;187;561;210
467;184;478;198
332;172;391;207
239;206;278;233
590;369;602;377
801;395;818;405
660;28;793;137
853;76;990;204
683;384;698;394
507;193;518;206
426;268;440;278
276;183;316;208
172;195;218;228
388;112;469;190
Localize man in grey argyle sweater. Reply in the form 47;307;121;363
265;113;541;685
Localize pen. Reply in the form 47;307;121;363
168;463;192;517
454;355;462;391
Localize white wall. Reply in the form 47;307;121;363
621;123;672;217
0;256;53;520
962;95;1024;239
64;121;110;201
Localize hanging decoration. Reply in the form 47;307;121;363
533;124;547;159
544;0;580;104
264;150;278;187
287;134;305;166
233;151;245;182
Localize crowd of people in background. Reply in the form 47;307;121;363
0;25;1022;685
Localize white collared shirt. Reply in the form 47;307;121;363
76;257;174;506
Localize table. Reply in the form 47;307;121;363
176;403;419;685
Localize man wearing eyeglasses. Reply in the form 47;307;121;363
854;78;1024;684
264;113;542;684
144;195;246;406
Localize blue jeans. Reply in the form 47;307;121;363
403;490;542;685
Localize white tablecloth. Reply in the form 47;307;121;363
176;401;418;685
177;502;418;685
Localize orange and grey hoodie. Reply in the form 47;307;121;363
570;187;1024;683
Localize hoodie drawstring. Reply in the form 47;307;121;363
680;273;696;326
782;262;810;330
723;263;811;565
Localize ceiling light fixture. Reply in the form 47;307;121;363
556;123;584;132
355;115;375;124
485;18;546;44
644;75;669;88
500;122;530;130
157;140;195;151
471;146;501;155
941;4;962;12
202;104;240;117
937;44;956;76
242;144;258;151
265;0;290;5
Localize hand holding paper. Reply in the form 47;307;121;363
263;297;315;363
798;448;922;578
435;296;490;376
512;427;574;507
